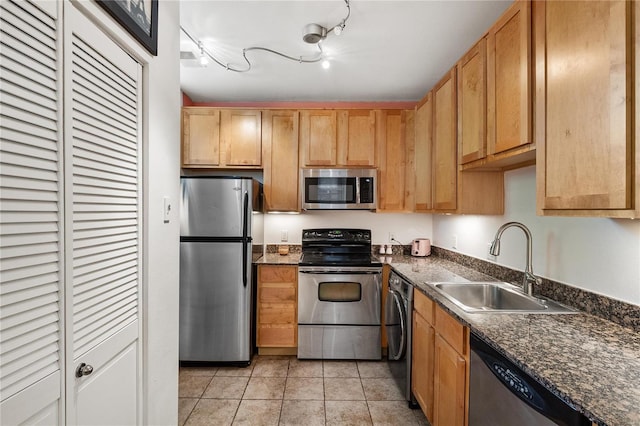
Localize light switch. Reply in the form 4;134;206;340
280;230;288;242
163;196;171;223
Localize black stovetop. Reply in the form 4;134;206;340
299;228;381;267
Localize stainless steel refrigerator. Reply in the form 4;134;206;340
179;176;263;363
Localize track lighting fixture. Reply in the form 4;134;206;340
198;41;209;67
181;0;350;73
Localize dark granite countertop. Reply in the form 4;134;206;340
254;253;301;265
385;255;640;426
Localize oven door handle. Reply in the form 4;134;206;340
388;289;406;361
299;270;380;275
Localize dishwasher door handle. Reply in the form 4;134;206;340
386;289;406;361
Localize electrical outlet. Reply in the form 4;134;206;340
452;234;458;249
388;232;395;242
280;230;288;242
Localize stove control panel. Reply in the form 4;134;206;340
302;228;371;244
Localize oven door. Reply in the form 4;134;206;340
298;267;381;325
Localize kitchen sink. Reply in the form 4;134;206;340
427;282;575;313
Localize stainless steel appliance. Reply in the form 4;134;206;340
470;333;591;425
179;176;263;363
385;271;416;405
298;229;382;359
301;168;376;210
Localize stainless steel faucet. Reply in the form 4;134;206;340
489;222;542;296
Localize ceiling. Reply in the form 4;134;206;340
180;1;512;103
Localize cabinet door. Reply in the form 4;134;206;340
414;95;433;212
458;38;487;164
182;108;221;167
487;0;532;156
221;110;262;166
377;110;410;212
299;110;337;166
262;110;299;212
412;311;435;422
536;0;634;213
257;266;297;348
433;335;467;426
337;110;376;166
432;69;458;211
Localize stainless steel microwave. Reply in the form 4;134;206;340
301;168;377;210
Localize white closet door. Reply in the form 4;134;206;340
0;1;63;424
64;4;142;425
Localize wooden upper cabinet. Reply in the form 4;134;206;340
337;110;377;166
299;110;338;166
220;109;262;166
432;69;458;212
414;95;433;212
182;108;262;169
182;108;221;167
377;110;412;212
262;110;299;212
458;38;487;165
487;0;532;156
536;0;638;217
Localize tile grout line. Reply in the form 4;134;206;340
179;357;426;425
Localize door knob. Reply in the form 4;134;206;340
75;362;94;378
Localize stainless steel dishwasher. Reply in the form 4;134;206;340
470;333;591;426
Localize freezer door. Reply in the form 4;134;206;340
180;177;253;237
179;241;252;362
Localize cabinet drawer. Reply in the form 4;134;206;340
435;305;467;355
259;304;296;324
259;265;297;283
260;284;296;302
257;325;296;347
414;290;434;325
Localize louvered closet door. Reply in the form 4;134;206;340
0;1;63;424
64;4;142;425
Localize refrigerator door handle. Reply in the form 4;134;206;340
242;191;249;288
242;191;249;240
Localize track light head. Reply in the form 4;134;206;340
302;23;328;44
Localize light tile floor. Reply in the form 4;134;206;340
179;355;430;425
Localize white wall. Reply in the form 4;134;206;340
264;211;432;246
143;2;181;424
433;166;640;305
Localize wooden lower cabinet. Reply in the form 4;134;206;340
433;334;467;426
412;308;435;420
257;265;297;350
412;290;469;426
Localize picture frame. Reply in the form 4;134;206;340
97;0;158;56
